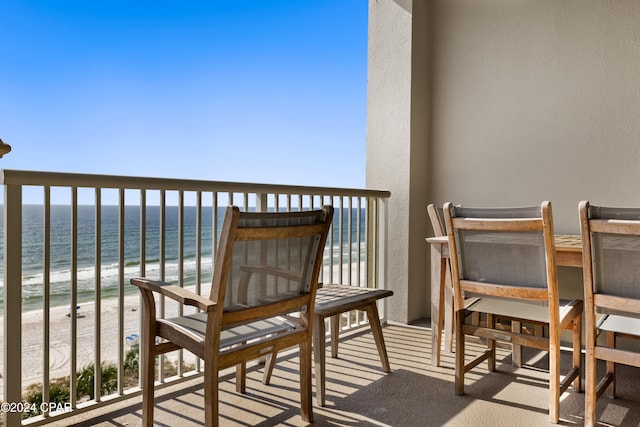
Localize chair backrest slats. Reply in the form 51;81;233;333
211;206;333;326
459;279;549;300
581;202;640;311
446;204;550;291
427;203;447;237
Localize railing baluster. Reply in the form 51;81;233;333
196;191;202;297
368;196;373;288
70;188;78;408
140;190;146;278
117;189;125;395
213;192;219;274
379;197;388;292
339;196;345;284
178;190;184;376
348;196;353;286
159;190;166;383
139;189;147;387
347;197;357;325
357;197;362;288
256;192;268;213
3;182;22;426
43;188;51;415
94;188;102;401
195;191;202;373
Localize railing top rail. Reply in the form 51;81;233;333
0;169;391;198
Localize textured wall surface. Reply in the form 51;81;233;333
368;0;640;321
429;0;640;231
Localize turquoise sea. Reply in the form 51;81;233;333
0;205;366;313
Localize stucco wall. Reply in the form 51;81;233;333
429;0;640;230
368;0;640;322
429;0;640;306
367;0;431;323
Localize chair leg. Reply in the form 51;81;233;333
431;251;447;367
364;302;391;372
203;354;219;427
486;314;496;372
548;334;561;424
139;293;156;427
330;314;340;358
572;317;582;392
140;339;155;427
233;341;247;393
300;338;314;422
443;263;455;353
534;324;544;336
236;362;247;393
606;331;616;398
584;369;597;427
262;352;277;385
512;320;523;368
454;310;466;395
313;314;327;406
584;327;598;427
470;311;480;326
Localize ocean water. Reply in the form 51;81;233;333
0;205;366;313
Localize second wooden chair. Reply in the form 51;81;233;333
444;201;582;424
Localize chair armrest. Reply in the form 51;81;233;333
130;278;216;312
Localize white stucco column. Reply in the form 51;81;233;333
367;0;431;323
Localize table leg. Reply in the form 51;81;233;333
431;243;446;366
443;262;454;353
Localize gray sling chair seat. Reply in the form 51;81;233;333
131;205;334;427
579;201;640;427
443;201;582;424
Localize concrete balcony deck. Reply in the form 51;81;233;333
43;323;640;427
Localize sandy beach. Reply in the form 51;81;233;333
0;293;182;398
0;266;362;399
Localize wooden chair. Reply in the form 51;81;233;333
130;205;333;427
443;201;582;424
428;203;514;365
427;203;455;361
579;201;640;427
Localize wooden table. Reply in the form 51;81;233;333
426;234;582;366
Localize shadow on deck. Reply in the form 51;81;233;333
49;324;640;426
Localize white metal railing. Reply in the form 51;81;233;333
0;169;390;426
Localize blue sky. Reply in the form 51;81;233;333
0;1;368;192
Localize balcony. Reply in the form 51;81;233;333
0;169;390;426
2;170;640;426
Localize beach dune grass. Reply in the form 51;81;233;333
15;347;195;420
23;379;71;419
19;361;119;419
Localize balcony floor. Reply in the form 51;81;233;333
47;323;640;427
